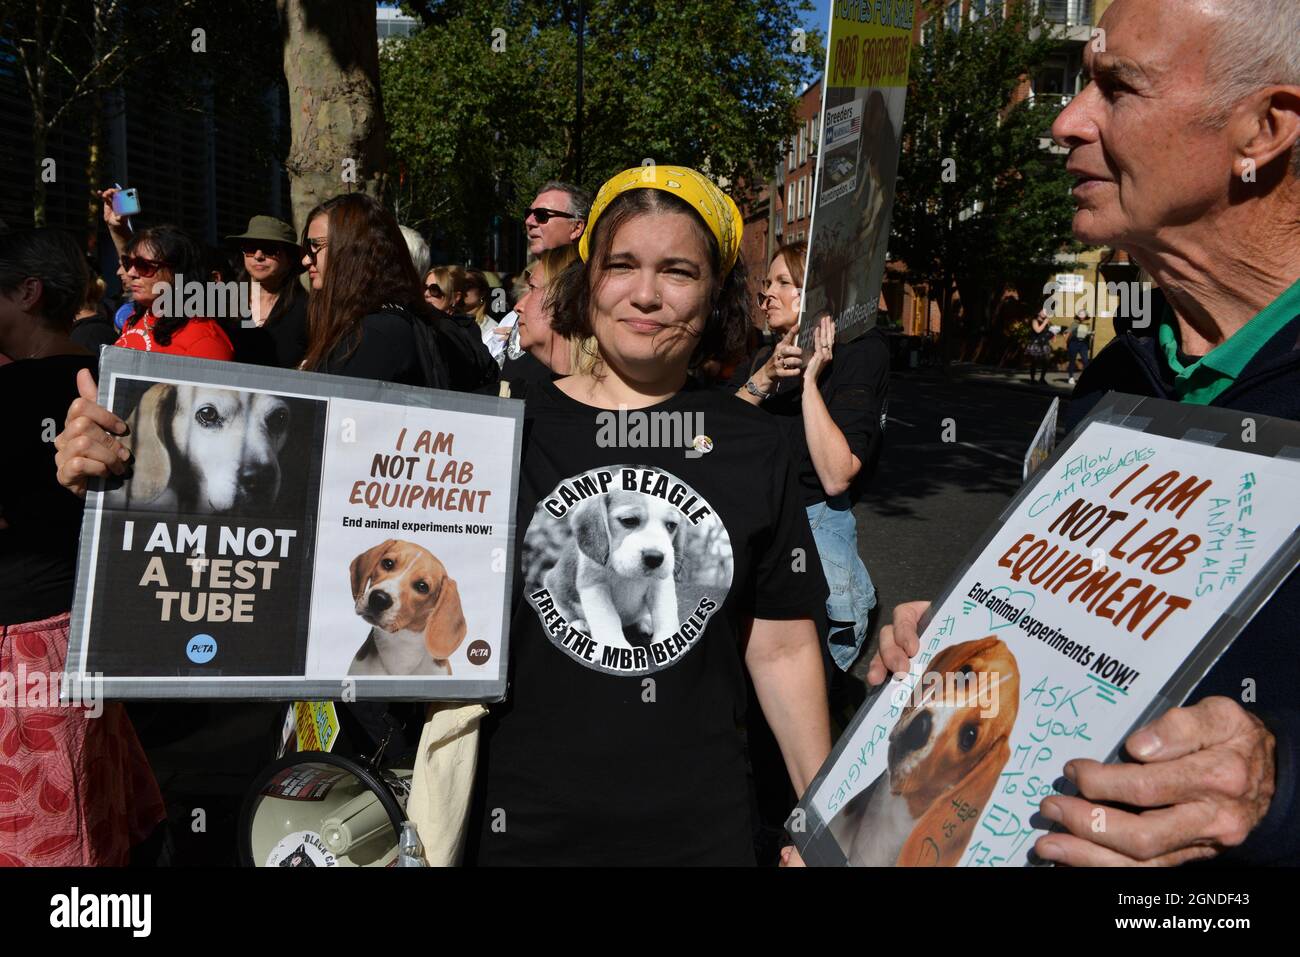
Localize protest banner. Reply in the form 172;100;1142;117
65;349;521;701
800;2;914;350
789;393;1300;866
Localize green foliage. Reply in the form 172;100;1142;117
890;1;1081;344
384;0;821;262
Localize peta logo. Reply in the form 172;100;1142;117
50;887;151;937
187;634;218;664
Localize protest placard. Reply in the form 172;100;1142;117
789;393;1300;866
800;3;914;350
65;349;521;701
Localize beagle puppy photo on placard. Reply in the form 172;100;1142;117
347;539;468;677
827;636;1021;867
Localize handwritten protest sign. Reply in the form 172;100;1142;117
790;393;1300;866
800;2;914;350
66;349;521;701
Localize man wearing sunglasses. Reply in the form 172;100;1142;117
524;181;591;256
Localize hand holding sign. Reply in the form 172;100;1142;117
803;316;836;383
1034;696;1277;866
53;368;131;497
865;599;929;686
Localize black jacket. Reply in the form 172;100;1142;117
69;312;119;353
1066;306;1300;866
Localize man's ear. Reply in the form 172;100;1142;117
571;496;610;564
125;383;175;505
349;539;394;601
425;575;467;659
1235;86;1300;175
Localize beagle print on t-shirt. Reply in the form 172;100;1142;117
523;465;734;676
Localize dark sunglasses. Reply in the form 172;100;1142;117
238;241;287;257
425;283;445;298
525;207;576;225
120;255;168;278
302;237;328;263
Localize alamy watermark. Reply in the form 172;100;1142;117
1042;278;1154;328
1;667;104;718
595;405;713;459
149;274;271;327
887;666;1003;720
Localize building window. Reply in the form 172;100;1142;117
788;141;795;172
945;0;961;31
798;125;806;167
786;185;794;223
797;177;806;220
810;114;819;157
1040;0;1093;25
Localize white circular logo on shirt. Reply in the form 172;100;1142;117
523;465;733;676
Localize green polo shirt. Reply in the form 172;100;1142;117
1158;277;1300;405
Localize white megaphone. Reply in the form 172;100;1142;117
239;719;422;867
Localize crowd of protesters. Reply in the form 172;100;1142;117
3;0;1300;868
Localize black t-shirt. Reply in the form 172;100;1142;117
0;353;97;624
728;329;889;505
323;311;422;385
499;352;556;396
229;291;310;370
466;378;828;865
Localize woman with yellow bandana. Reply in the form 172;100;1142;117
464;166;833;865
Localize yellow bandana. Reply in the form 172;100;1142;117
578;165;745;275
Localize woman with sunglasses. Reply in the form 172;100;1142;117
96;190;234;361
112;225;235;361
423;265;465;315
226;216;309;369
463;166;831;866
298;193;430;385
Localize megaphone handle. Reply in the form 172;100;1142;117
365;711;402;774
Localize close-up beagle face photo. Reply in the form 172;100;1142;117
117;383;294;514
351;539;451;633
887;636;1021;802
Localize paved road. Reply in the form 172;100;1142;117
851;370;1068;676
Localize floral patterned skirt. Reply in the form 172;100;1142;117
0;612;165;866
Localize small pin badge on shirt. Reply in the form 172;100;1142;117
687;434;714;459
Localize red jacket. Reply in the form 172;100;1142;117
115;314;234;361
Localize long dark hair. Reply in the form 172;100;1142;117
550;188;752;371
125;224;203;346
299;193;431;371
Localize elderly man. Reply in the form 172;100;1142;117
523;180;591;256
862;0;1300;868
